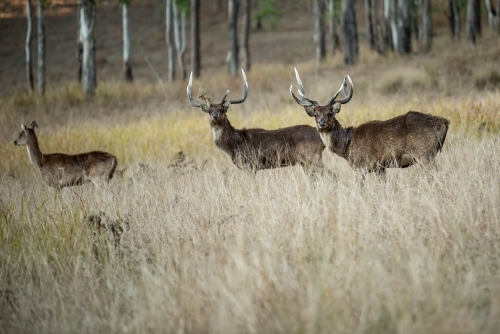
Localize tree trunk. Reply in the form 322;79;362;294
80;0;97;95
383;0;394;51
240;0;251;71
419;0;432;52
474;0;482;36
328;0;338;55
122;1;133;82
485;0;500;34
449;0;460;39
228;0;240;75
213;0;220;13
397;0;412;54
467;0;476;43
389;0;399;50
173;1;186;80
37;0;45;96
191;0;200;78
365;0;377;49
77;0;83;82
166;0;175;81
313;0;326;74
341;0;359;65
26;0;34;92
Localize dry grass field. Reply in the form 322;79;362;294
1;1;500;333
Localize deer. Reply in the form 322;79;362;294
14;121;118;188
290;68;450;179
187;69;327;177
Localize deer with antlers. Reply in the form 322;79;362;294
187;69;327;176
290;68;449;178
14;121;118;188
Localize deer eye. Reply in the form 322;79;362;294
327;112;333;117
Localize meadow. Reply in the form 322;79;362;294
1;2;500;332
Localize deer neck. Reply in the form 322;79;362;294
210;118;242;154
319;119;353;160
26;134;44;168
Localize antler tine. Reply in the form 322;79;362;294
220;90;230;104
295;68;318;106
228;68;248;105
326;77;346;106
187;72;203;108
337;75;354;104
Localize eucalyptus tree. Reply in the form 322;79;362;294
37;0;46;95
191;0;200;78
342;0;359;65
485;0;500;34
397;0;412;54
79;0;97;95
419;0;432;52
173;0;187;80
121;0;133;82
313;0;326;73
328;0;339;55
449;0;460;39
240;0;251;71
166;0;175;81
228;0;240;75
467;0;477;43
25;0;34;92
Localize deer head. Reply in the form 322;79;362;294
14;121;38;146
290;68;353;132
187;69;248;123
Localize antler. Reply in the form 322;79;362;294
290;68;317;107
327;75;353;105
221;68;248;105
187;72;204;108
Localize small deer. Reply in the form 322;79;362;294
187;69;326;176
290;68;449;178
14;121;118;188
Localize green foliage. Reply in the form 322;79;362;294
254;0;283;30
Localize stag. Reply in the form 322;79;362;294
187;69;326;175
290;68;449;178
14;121;118;188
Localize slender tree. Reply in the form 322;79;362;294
419;0;432;52
397;0;412;54
328;0;338;55
80;0;97;95
365;0;377;49
485;0;500;34
77;0;83;82
449;0;460;39
313;0;326;74
342;0;359;65
240;0;251;71
37;0;45;95
172;0;187;80
25;0;34;92
228;0;240;75
467;0;476;43
122;0;133;82
166;0;175;81
474;0;481;36
191;0;200;78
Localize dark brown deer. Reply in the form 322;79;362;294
290;68;449;178
187;69;326;175
14;121;118;188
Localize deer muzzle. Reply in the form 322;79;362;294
317;119;327;129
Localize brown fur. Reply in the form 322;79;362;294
14;121;117;188
292;72;449;176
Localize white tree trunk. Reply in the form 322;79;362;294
26;0;34;92
173;1;186;80
37;0;45;96
80;1;97;95
240;0;251;71
122;1;133;82
191;0;200;78
419;0;432;52
228;0;239;75
166;0;175;81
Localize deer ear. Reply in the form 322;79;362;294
223;100;231;109
201;104;209;112
304;106;315;117
31;121;38;130
21;123;27;131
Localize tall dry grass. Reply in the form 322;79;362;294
1;30;500;333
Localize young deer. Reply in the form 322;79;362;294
14;121;118;188
290;68;449;178
187;69;326;175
